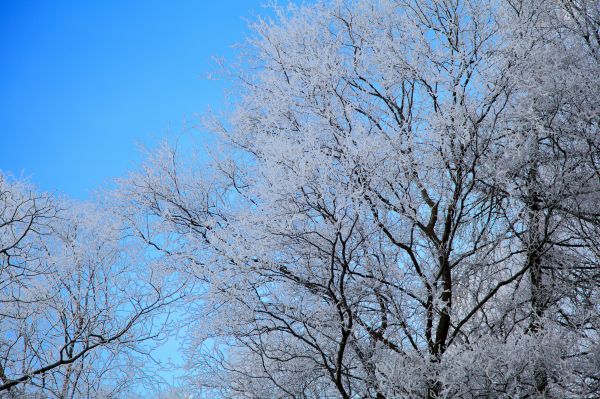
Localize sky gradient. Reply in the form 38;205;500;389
1;0;269;198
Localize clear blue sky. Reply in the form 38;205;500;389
0;0;271;198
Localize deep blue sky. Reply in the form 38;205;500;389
0;0;270;198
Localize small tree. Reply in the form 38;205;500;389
0;174;180;398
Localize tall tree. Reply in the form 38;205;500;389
119;1;600;398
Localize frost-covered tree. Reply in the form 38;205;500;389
0;174;179;398
119;1;600;398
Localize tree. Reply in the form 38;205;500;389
115;0;599;397
0;173;180;398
